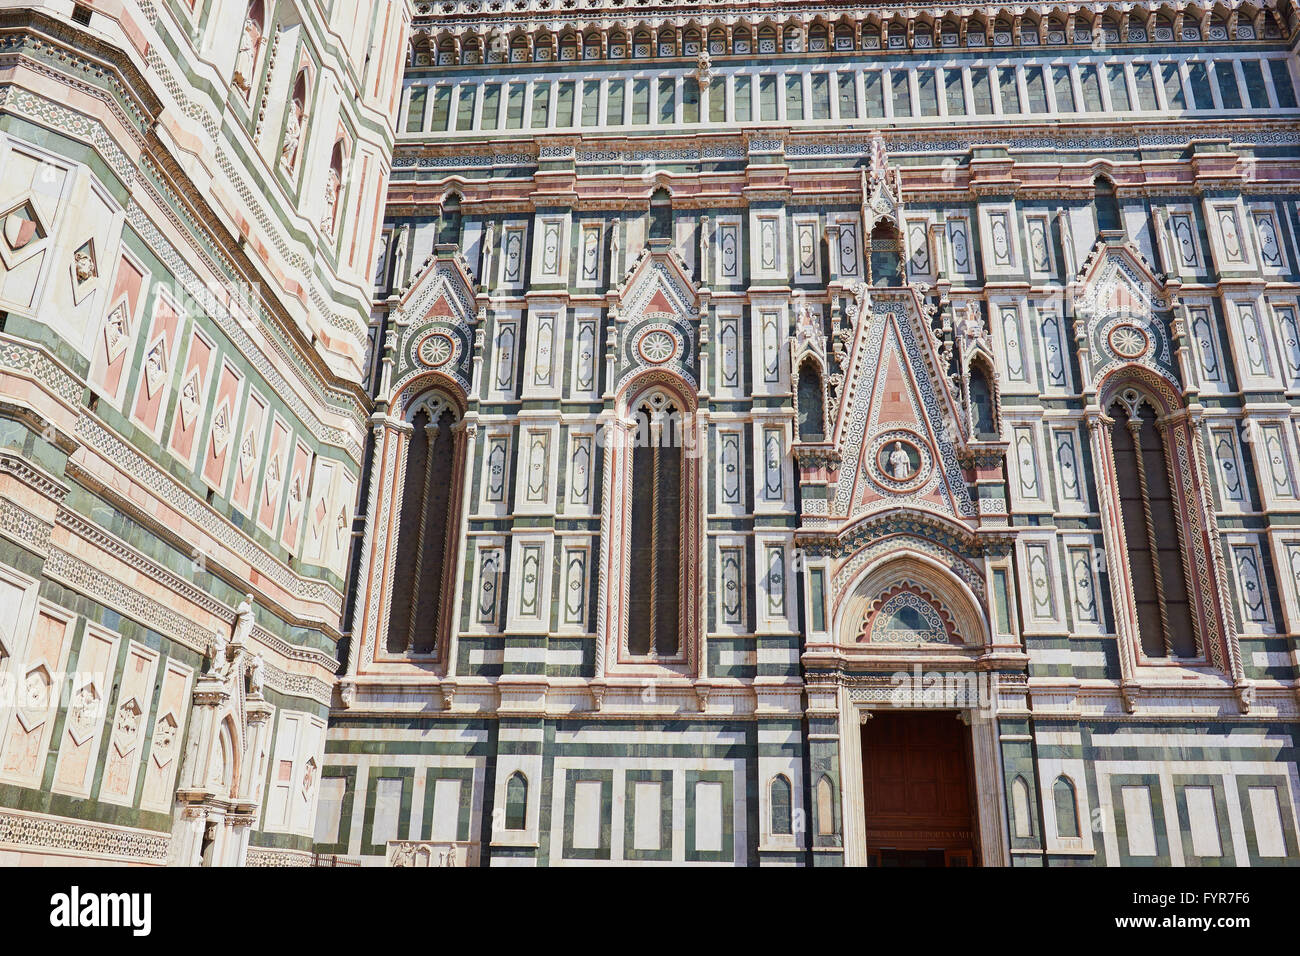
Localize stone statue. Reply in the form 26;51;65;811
247;653;264;698
694;50;717;90
888;441;913;480
956;302;986;352
74;248;96;282
208;629;230;679
233;18;260;94
280;100;304;170
233;593;255;645
321;166;341;237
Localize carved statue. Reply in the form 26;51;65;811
321;166;341;237
208;629;231;680
233;593;256;645
956;301;987;352
233;18;261;94
280;99;304;170
74;248;96;282
888;441;913;480
693;50;717;90
247;653;264;698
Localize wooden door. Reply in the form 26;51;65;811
862;710;977;866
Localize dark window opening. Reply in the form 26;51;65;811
627;400;683;657
1109;398;1198;658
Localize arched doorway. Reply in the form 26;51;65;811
834;550;1007;867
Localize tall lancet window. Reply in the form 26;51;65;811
627;397;684;656
797;359;826;441
387;394;459;654
1108;395;1198;658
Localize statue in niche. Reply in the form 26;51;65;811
280;99;304;171
233;17;261;94
74;247;96;282
321;166;341;237
247;653;264;698
888;441;914;480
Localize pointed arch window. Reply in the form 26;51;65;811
796;359;826;441
1107;393;1198;658
505;772;528;830
628;396;684;657
770;775;793;835
386;393;461;656
1054;776;1080;838
1011;775;1032;838
968;363;998;438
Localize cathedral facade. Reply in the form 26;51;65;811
0;0;1298;867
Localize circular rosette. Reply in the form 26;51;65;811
1107;322;1150;360
416;331;458;369
635;327;679;365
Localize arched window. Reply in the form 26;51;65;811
438;193;462;246
505;771;528;830
1011;775;1032;837
815;775;835;835
627;396;684;657
648;188;672;242
1108;393;1198;658
770;775;793;835
869;221;903;286
1093;176;1123;234
968;363;998;438
797;360;826;441
386;394;459;654
1054;776;1080;838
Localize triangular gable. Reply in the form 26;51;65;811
397;252;478;326
1073;238;1169;320
386;252;479;404
832;290;975;523
616;246;700;323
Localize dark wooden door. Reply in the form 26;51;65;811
862;710;977;866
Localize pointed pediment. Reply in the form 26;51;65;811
388;252;480;403
831;289;975;524
612;244;702;395
397;251;477;326
616;243;700;322
1074;236;1170;320
1074;239;1178;385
